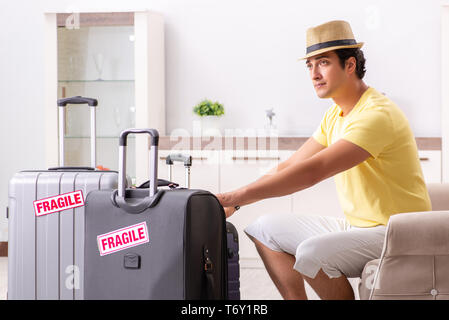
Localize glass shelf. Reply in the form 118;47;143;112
59;79;134;83
64;136;135;139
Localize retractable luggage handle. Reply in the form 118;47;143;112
57;96;98;168
112;129;161;213
166;153;192;188
118;128;160;198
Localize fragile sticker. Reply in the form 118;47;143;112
34;190;85;217
97;222;149;256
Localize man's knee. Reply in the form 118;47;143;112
249;213;288;235
295;237;325;265
244;213;292;252
294;236;341;279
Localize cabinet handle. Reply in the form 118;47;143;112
159;156;208;161
419;157;429;161
232;156;281;161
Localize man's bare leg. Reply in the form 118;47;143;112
249;235;355;300
249;235;308;300
302;269;355;300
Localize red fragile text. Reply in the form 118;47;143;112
33;190;84;217
97;222;149;256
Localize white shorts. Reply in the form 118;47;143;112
244;213;386;279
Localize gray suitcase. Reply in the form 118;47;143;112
8;96;121;300
159;154;241;300
84;129;228;299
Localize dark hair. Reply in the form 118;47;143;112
334;48;366;79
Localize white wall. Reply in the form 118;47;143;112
0;0;443;240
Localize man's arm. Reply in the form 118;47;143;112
259;137;326;179
217;139;371;211
217;137;324;217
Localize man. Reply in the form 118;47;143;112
216;20;431;300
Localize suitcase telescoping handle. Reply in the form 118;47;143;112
166;153;192;188
57;96;98;168
118;128;159;198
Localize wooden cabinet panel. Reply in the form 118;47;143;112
418;150;441;183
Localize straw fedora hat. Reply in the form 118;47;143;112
299;20;363;60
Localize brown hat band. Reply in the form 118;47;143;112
306;39;357;54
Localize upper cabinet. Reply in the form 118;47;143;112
44;11;165;185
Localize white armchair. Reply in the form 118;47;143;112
359;183;449;300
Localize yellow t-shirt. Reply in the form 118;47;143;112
312;87;431;227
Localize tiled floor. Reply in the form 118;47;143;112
240;258;319;300
240;258;361;300
0;257;359;300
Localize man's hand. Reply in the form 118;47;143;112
216;192;240;218
222;206;237;218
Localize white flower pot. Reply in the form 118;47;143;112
200;115;222;136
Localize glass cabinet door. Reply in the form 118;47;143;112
45;11;164;185
56;13;136;180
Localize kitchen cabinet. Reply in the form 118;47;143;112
418;150;441;183
44;11;165;184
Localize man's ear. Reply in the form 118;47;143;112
345;56;356;75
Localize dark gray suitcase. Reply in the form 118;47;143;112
83;129;228;299
163;153;240;300
159;153;241;300
8;96;120;300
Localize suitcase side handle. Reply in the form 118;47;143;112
137;179;179;189
118;128;159;198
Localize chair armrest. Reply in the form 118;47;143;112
368;211;449;299
384;211;449;257
427;183;449;211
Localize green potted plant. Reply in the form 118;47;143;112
193;99;224;136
